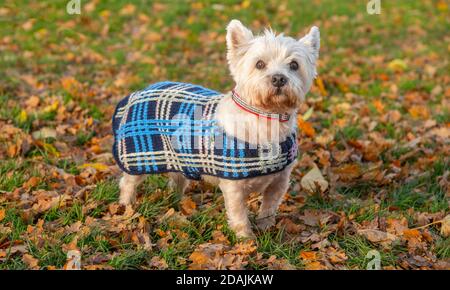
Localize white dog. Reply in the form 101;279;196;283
114;20;320;238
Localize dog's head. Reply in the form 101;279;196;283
226;20;320;112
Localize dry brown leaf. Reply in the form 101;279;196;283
357;229;397;247
440;215;450;237
189;250;210;266
301;165;328;193
333;164;361;181
180;197;196;216
22;176;41;190
150;256;168;269
22;254;39;269
305;261;327;270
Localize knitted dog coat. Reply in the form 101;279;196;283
112;81;298;180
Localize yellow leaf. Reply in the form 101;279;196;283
437;1;448;12
79;163;109;171
302;107;314;121
241;0;251;9
315;77;328;96
388;59;407;72
18;110;28;124
43;142;60;157
42;101;59;114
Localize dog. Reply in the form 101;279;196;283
113;20;320;238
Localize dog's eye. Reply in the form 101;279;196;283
255;60;266;70
289;61;299;71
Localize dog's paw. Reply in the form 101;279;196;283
256;216;275;231
232;224;256;239
119;195;135;206
235;229;256;240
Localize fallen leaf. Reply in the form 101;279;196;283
180;197;196;216
22;176;41;190
32;127;57;140
440;215;450;237
301;165;328;193
79;163;109;172
0;209;5;222
189;250;210;266
315;77;328;96
150;256;168;269
357;229;397;247
22;254;39;269
298;117;316;137
300;251;317;261
333;164;361;181
120;4;136;15
388;59;407;72
305;261;327;270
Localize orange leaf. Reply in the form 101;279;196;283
372;100;385;114
189;251;209;265
0;208;5;222
333;163;361;181
408;106;429;119
297;117;315;137
23;176;41;190
315;77;328;96
403;229;421;239
180;197;196;216
305;261;327;270
300;251;317;261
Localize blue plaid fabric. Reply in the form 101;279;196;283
112;81;298;180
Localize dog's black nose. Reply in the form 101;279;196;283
271;74;287;88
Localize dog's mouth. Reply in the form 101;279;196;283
259;86;299;111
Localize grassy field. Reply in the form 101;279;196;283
0;0;449;269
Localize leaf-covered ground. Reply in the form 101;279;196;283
0;0;449;270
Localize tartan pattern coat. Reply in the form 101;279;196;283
112;81;298;180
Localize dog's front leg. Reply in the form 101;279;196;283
256;168;292;230
119;173;146;205
220;181;254;239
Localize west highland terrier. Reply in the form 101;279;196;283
112;20;320;238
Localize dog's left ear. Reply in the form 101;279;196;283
226;20;253;58
299;26;320;60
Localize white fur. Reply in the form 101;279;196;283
119;20;320;238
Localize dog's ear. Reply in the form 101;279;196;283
226;20;253;55
299;26;320;60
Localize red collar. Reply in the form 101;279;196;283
231;90;291;122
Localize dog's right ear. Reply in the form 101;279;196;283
226;20;253;57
